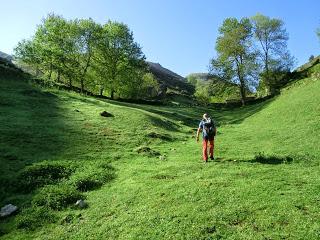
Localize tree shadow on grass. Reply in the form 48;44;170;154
210;154;294;165
250;153;293;164
0;73;68;200
0;69;117;234
101;97;274;128
147;114;181;132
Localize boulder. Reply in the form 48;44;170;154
75;200;87;209
100;111;113;117
0;204;18;217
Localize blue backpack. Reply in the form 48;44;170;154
203;118;215;138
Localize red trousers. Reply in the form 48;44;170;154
202;138;214;161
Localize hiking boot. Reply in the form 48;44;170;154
210;156;214;160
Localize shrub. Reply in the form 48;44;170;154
16;206;57;230
135;146;161;157
70;164;115;192
32;184;83;210
16;161;74;193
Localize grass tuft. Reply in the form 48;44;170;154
32;184;83;210
15;161;74;193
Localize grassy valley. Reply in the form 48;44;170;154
0;63;320;239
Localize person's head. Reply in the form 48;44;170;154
203;113;209;120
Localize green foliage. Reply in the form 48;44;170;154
194;80;211;104
16;161;74;193
32;183;83;210
16;207;57;230
14;14;150;99
91;20;146;99
251;13;294;94
211;17;258;105
70;164;115;192
186;74;200;86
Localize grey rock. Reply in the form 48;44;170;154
75;200;87;209
100;111;113;117
0;204;18;217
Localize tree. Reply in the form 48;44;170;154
211;17;258;105
93;21;146;99
14;15;151;99
14;39;42;76
251;13;293;95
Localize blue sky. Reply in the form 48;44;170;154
1;0;319;76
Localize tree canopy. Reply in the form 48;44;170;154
14;14;159;99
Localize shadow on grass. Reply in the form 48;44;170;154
251;153;293;164
100;96;274;129
0;73;68;202
0;69;117;234
209;154;294;165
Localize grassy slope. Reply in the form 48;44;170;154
1;70;320;239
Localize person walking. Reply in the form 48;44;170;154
196;113;217;162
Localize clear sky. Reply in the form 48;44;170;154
1;0;319;76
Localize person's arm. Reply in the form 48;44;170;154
196;128;201;142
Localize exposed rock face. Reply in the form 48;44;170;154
0;204;18;217
147;62;194;95
0;51;13;63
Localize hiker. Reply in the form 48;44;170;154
196;113;217;162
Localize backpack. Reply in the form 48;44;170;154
203;118;215;137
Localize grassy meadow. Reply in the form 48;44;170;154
0;69;320;239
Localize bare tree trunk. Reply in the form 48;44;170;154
99;86;104;96
239;82;246;106
110;89;114;99
48;63;53;80
56;70;61;83
80;54;91;93
236;57;246;106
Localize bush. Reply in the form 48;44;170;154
16;206;57;230
32;184;83;210
70;164;115;192
16;161;74;193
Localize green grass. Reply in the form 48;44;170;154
0;68;320;239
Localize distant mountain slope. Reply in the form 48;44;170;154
0;51;13;63
147;61;194;95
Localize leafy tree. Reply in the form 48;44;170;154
211;17;258;105
14;39;42;76
309;55;315;62
251;13;293;95
14;14;152;99
93;21;146;99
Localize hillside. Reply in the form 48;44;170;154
0;64;320;239
186;72;240;102
147;62;194;95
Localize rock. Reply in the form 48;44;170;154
0;204;18;217
100;111;113;117
75;200;87;209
